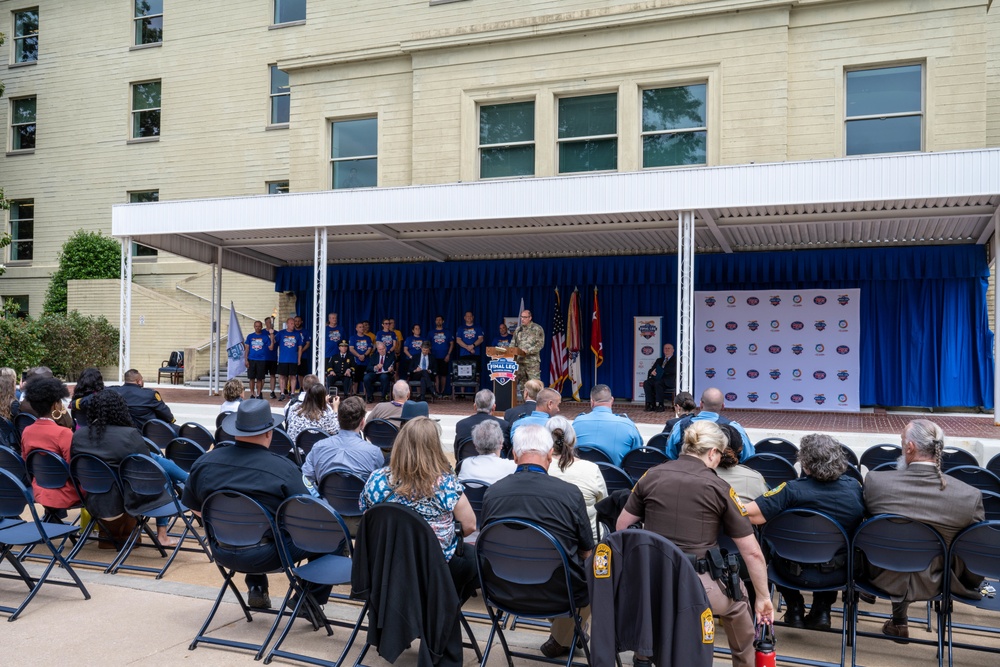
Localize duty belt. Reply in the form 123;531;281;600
686;553;711;574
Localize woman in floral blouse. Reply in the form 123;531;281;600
285;383;339;442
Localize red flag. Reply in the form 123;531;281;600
548;288;569;391
591;287;604;368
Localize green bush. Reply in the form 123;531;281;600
0;317;46;374
0;312;119;380
43;230;121;314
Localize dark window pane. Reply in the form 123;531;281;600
558;94;617;139
643;131;707;167
268;182;290;195
129;191;159;203
133;82;161;111
12;220;33;240
12;241;33;261
271;96;290;124
14;125;35;150
846;116;921;155
135;0;164;16
559;138;617;173
481;145;535;179
332;119;377;158
333;158;377;189
642;85;706;132
13;98;36;123
134;110;161;137
12;202;33;218
847;66;921;117
275;0;307;23
14;10;39;63
133;243;158;257
270;66;290;95
15;36;38;63
136;16;163;44
480;102;534;145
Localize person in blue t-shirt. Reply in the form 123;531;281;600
243;320;274;399
455;311;485;380
349;322;373;395
275;318;303;400
403;324;425;366
492;322;513;348
325;312;346;349
293;315;312;387
375;318;398;355
430;315;454;397
263;316;280;399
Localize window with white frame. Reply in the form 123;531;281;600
267;181;290;194
9;200;33;261
270;66;290;125
129;191;158;257
12;8;38;63
641;84;707;168
845;64;922;156
134;1;163;45
557;93;617;173
479;101;534;179
11;97;36;151
331;118;377;189
274;0;306;24
131;81;161;139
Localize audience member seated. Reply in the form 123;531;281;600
861;419;984;642
361;416;478;602
572;384;642;465
302;396;384;495
109;368;176;430
283;374;322;421
70;366;105;427
503;379;543;424
367;380;409;423
0;376;18;442
546;416;607;542
20;377;77;520
664;387;754;462
714;424;768;504
481;423;595;659
744;433;864;630
457;420;515;484
508;387;561;438
285;383;340;443
662;391;698;433
408;341;437;400
454;389;510;459
71;390;189;547
20;366;74;429
363;341;396;404
219;378;244;413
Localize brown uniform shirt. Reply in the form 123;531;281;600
623;454;753;557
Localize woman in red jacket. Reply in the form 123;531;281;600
20;376;78;519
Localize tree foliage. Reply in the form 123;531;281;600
0;316;46;374
0;308;119;381
44;230;121;314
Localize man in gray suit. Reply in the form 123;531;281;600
863;419;984;642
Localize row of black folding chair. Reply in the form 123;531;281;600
143;419;215;451
755;437;862;469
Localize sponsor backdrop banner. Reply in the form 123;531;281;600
633;316;662;401
694;290;861;412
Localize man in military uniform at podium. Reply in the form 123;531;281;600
509;309;545;393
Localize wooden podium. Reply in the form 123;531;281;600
486;346;519;413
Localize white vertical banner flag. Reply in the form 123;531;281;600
632;316;662;401
226;302;247;381
693;290;861;412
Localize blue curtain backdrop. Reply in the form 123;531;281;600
275;245;994;409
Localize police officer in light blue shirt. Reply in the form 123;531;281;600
572;384;643;466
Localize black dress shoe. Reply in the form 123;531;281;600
247;586;271;610
783;604;805;628
804;607;831;630
539;636;570;659
882;619;909;644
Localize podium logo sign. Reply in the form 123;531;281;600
487;357;518;386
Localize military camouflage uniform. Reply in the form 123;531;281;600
511;321;545;387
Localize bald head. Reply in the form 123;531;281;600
701;387;724;412
392;380;410;401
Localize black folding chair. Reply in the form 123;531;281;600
576;446;614;465
946;521;1000;665
318;469;367;523
754;437;799;463
264;496;365;666
179;422;215;450
595;462;634;494
945;465;1000;494
477;518;592;667
12;413;36;438
460;479;490;528
645;432;670;453
24;449;82;525
762;509;852;667
164;437;207;472
0;446;29;487
142;418;177;449
216;411;234;429
982;491;1000;521
841;464;864;486
0;468;91;621
986;452;1000;479
859;444;902;473
0;417;19;453
270;428;295;462
743;453;798;488
455;437;477;472
620;447;669;481
294;429;331;466
142;436;163;456
840;445;860;469
362;419;399;452
116;453;213;578
851;515;948;667
941;447;978;471
66;454;143;569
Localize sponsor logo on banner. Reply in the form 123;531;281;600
815;394;827;405
769;369;781;380
638;321;658;339
791;394;804;403
837;370;849;381
792;344;804;355
726;344;738;355
769;345;781;354
747;369;759;378
748;344;758;354
748;320;759;331
815;344;825;354
727;296;736;305
836;345;850;355
813;371;826;380
725;321;738;331
705;296;716;307
814;296;827;305
706;320;715;330
725;392;738;402
747;296;759;306
727;368;736;377
792;295;802;305
770;295;781;306
839;320;849;330
747;392;759;403
838;394;848;403
487;357;518;386
791;321;804;330
792;369;802;379
641;346;654;355
705;368;717;378
704;344;717;353
770;392;780;401
838;294;851;305
770;320;780;330
815;320;827;331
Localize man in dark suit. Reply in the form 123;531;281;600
454;389;511;460
503;378;543;424
408;340;436;401
644;343;676;412
363;341;396;403
863;419;984;642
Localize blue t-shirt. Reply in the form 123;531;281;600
404;335;425;358
456;324;485;357
349;334;371;361
375;331;397;354
493;334;513;348
430;328;454;359
262;329;278;361
326;325;346;345
276;330;302;364
297;328;312;350
245;332;271;361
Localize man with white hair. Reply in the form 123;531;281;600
367;380;410;423
457;420;515;484
454;389;510;459
482;424;594;659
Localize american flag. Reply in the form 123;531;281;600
549;288;569;391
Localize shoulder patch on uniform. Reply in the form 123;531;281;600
593;543;611;579
701;608;715;643
729;487;748;516
763;482;787;498
153;392;162;401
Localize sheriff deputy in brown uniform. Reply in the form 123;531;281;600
617;420;773;667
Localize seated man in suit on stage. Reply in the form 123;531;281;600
644;343;677;412
362;341;395;403
454;389;511;460
503;378;543;424
408;340;436;401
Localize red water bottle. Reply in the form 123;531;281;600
754;622;776;667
